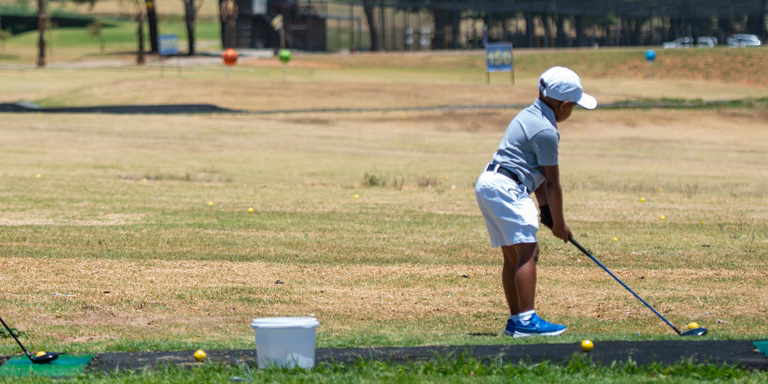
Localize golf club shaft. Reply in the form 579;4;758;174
569;238;683;335
0;316;33;358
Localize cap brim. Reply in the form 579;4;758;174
576;93;597;110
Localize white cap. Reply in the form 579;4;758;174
538;66;597;110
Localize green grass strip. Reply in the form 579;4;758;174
2;354;766;383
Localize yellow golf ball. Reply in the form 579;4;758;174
36;351;46;357
207;201;214;206
248;207;254;213
659;215;666;220
194;349;207;362
612;237;619;242
687;322;700;330
354;194;360;199
639;197;646;202
581;340;594;352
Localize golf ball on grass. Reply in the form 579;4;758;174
659;215;666;220
688;322;700;330
639;197;646;202
194;349;207;362
581;340;594;352
248;207;254;213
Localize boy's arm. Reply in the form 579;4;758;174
534;183;548;205
534;184;553;229
541;165;572;242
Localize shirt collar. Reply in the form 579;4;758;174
534;98;558;128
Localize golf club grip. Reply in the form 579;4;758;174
569;238;683;335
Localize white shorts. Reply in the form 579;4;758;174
475;168;538;247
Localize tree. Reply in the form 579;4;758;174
37;0;46;68
220;0;238;48
362;0;379;51
183;0;205;55
87;21;106;53
0;29;11;57
146;0;159;53
135;0;146;64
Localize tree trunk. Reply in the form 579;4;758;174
184;0;197;55
540;14;551;48
575;15;584;47
220;0;238;48
146;0;158;53
362;0;379;51
137;5;145;65
432;9;452;49
556;16;565;47
525;11;534;47
37;0;45;68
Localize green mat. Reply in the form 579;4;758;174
0;354;94;377
754;341;768;357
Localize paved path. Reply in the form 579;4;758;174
0;100;738;115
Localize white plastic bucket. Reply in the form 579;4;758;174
251;317;319;369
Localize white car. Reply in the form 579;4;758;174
662;37;693;49
696;36;717;48
726;34;761;47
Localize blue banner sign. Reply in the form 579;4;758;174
158;34;179;56
485;43;513;72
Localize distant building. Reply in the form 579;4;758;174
225;0;326;51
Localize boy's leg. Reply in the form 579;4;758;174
501;243;538;314
501;242;566;337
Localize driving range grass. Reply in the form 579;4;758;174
0;105;766;355
1;47;767;380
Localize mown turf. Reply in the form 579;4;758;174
2;354;766;383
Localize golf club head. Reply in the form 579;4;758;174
31;352;59;364
680;327;708;337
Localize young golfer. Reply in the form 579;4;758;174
475;66;597;337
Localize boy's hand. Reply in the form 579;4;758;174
551;223;572;242
539;205;553;229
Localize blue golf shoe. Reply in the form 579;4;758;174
512;314;566;338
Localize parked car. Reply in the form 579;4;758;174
662;37;693;48
726;34;762;47
696;36;717;48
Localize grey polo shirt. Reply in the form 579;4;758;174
491;99;559;194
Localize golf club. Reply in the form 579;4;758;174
0;316;59;364
569;238;708;337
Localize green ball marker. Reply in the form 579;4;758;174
278;49;292;64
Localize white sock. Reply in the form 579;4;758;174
514;310;536;325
